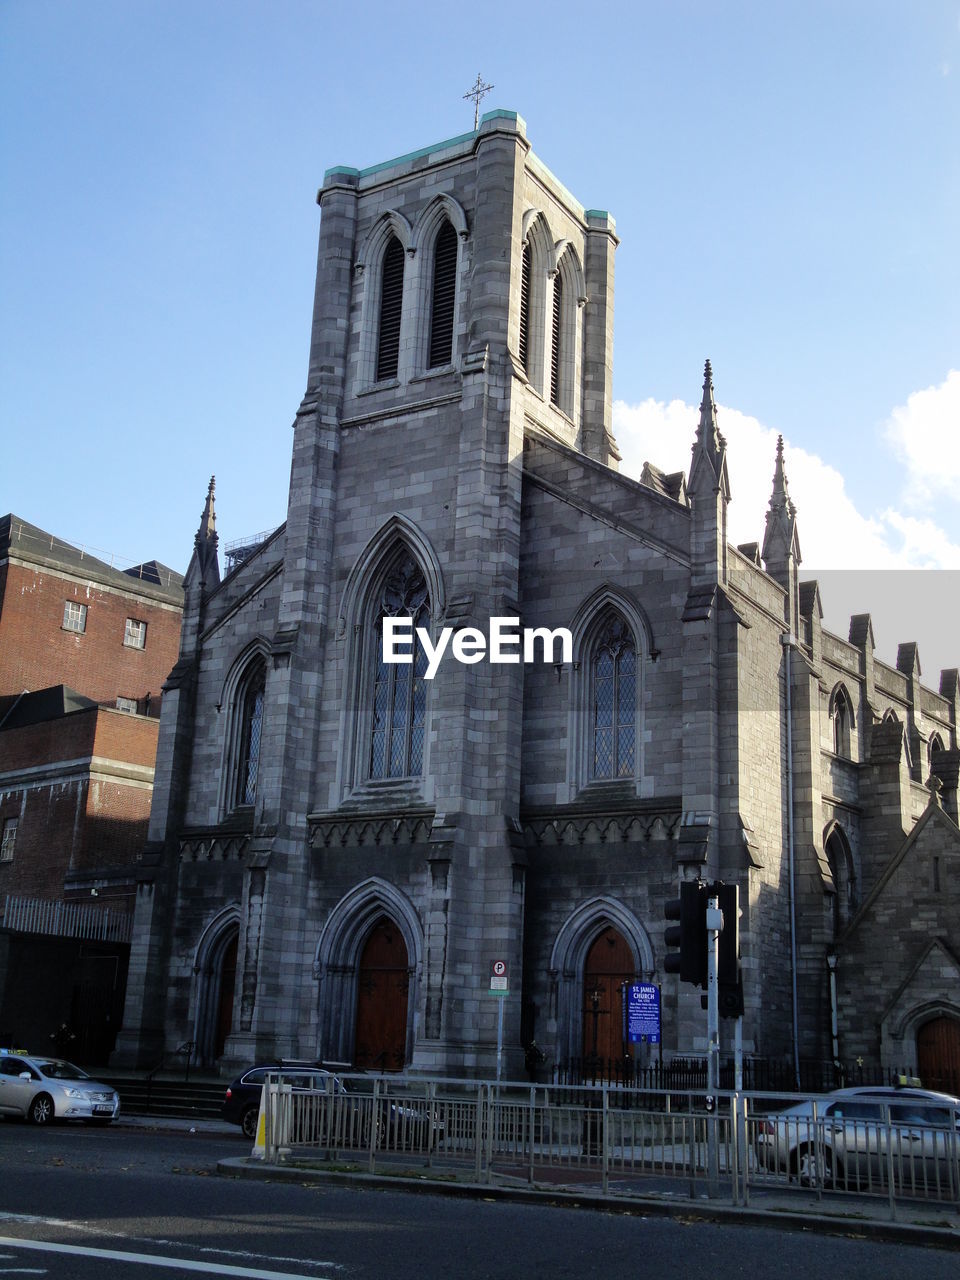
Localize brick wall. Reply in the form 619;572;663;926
0;561;181;703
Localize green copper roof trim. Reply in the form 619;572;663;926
585;210;611;219
322;110;523;185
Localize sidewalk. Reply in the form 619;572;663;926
216;1152;960;1251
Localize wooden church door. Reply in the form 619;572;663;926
917;1015;960;1096
354;916;409;1071
582;927;634;1068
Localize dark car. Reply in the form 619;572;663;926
223;1063;344;1139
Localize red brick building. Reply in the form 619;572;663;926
0;515;184;1061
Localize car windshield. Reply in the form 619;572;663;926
35;1060;88;1080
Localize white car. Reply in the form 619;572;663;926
0;1051;120;1125
755;1086;960;1190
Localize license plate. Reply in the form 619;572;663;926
93;1105;113;1114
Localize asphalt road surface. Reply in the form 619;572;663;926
0;1121;955;1278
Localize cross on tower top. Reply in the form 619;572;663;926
463;74;494;129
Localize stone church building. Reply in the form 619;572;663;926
115;111;960;1090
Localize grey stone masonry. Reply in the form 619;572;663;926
116;111;960;1091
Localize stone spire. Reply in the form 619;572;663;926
761;438;800;564
688;360;730;501
192;475;220;593
761;437;801;627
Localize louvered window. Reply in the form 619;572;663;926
370;555;430;779
376;236;405;381
550;271;563;406
428;221;457;368
519;241;532;373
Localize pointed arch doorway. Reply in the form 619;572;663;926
582;926;633;1067
194;914;240;1068
917;1015;960;1096
354;916;409;1071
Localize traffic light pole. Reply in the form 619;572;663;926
706;892;722;1196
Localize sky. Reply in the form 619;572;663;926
2;1;958;677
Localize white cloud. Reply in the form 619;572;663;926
613;393;960;571
883;369;960;507
612;393;960;673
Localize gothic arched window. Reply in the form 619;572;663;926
592;614;637;779
427;220;458;368
376;236;405;381
829;683;855;759
550;270;563;407
370;555;430;779
519;239;532;374
234;658;266;807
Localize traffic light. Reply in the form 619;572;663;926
716;881;744;1019
663;880;708;988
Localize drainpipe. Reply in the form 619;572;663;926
783;634;801;1089
826;952;840;1079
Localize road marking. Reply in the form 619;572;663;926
0;1238;323;1280
0;1219;340;1272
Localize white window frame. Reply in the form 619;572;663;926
124;617;147;649
116;696;138;714
62;601;87;633
0;818;17;864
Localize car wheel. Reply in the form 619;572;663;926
794;1143;835;1189
241;1105;260;1140
28;1094;54;1126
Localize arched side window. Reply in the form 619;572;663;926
592;613;637;780
376;236;405;381
370;553;430;780
929;732;945;766
234;658;266;808
830;683;855;759
825;824;856;938
565;589;650;799
427;220;458;369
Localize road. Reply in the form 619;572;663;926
0;1121;956;1278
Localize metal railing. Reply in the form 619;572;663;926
258;1075;960;1219
1;894;133;943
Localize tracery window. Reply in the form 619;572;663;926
370;556;430;779
592;614;637;779
234;659;266;807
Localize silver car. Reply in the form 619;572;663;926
0;1052;120;1125
754;1086;960;1193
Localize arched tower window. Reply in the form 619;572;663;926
519;240;532;374
427;220;458;368
376;236;405;381
592;612;637;780
370;554;430;779
234;658;266;808
550;269;563;406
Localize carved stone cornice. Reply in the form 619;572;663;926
308;808;435;850
520;800;681;848
178;830;251;863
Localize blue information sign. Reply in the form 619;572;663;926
627;982;660;1044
